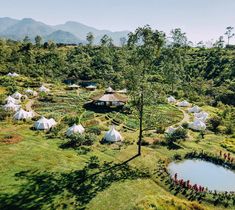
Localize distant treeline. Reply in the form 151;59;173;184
0;27;234;105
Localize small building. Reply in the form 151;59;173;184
92;90;128;107
85;85;97;91
68;84;80;90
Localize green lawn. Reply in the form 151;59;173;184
0;85;234;210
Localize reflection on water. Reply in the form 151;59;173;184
168;159;235;192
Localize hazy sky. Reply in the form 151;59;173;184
1;0;235;44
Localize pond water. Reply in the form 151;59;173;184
168;159;235;192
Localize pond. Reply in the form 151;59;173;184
168;159;235;192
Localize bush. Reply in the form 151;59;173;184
208;116;222;133
165;128;187;145
61;133;96;149
0;108;8;121
87;126;101;135
181;122;189;129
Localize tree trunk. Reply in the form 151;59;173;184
138;91;144;156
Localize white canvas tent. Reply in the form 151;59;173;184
189;119;206;131
3;102;21;112
104;126;123;142
188;105;201;113
13;109;34;120
167;96;176;103
5;96;20;104
11;92;23;100
66;124;85;136
25;88;38;96
34;116;57;130
165;125;183;134
177;100;190;107
194;111;209;122
39;85;50;93
7;72;19;77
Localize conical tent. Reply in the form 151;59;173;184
39;85;50;92
167;96;176;103
5;96;20;104
34;116;56;130
165;125;183;134
188;105;201;113
11;92;23;100
66;124;85;136
189;119;206;131
194;111;209;122
177;100;190;107
3;102;21;112
7;72;19;77
12;72;19;77
104;127;123;142
13;109;34;120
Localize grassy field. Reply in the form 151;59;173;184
0;80;234;210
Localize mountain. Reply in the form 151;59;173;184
45;30;83;44
0;17;130;45
54;21;129;45
0;18;53;40
0;17;18;33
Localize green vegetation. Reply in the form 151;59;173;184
0;26;235;209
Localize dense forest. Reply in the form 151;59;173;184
0;27;234;106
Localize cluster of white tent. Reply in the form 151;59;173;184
188;108;209;131
3;95;22;112
167;96;190;107
65;124;123;142
166;96;209;132
7;72;19;77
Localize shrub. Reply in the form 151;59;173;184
0;108;8;121
87;126;101;135
61;133;96;149
181;122;189;129
208;116;222;133
165;128;187;146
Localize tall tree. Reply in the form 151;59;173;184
126;26;165;156
86;32;94;46
35;35;42;47
224;26;235;45
170;28;187;47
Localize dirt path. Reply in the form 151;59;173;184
175;107;190;126
25;98;39;116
